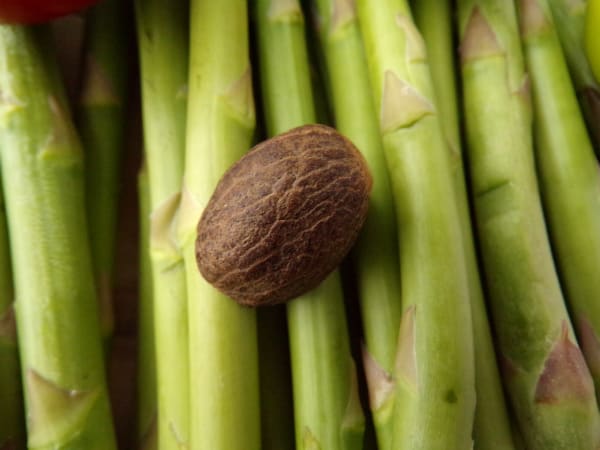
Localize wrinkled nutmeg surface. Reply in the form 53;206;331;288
195;124;372;307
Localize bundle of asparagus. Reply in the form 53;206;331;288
1;0;600;449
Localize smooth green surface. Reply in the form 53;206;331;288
0;25;115;450
357;0;476;448
181;1;261;449
587;0;600;82
308;0;400;447
136;166;157;450
0;173;25;449
519;0;600;400
134;0;190;448
78;0;130;342
254;1;365;449
458;1;600;448
413;1;515;448
547;0;600;152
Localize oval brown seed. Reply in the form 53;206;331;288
195;124;372;307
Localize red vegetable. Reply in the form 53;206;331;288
0;0;98;24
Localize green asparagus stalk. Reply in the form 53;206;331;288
0;25;116;450
136;164;157;450
178;1;261;449
546;0;600;153
457;1;600;448
254;1;365;449
306;0;400;447
356;0;475;448
517;0;600;401
412;1;516;448
134;0;190;448
78;0;130;344
0;174;25;449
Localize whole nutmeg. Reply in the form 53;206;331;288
195;124;372;307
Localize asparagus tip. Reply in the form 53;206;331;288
362;345;395;411
394;14;426;62
394;305;417;390
534;322;595;404
223;67;255;126
459;7;503;64
26;369;101;448
380;71;434;133
268;0;303;22
331;0;356;34
79;56;121;106
0;303;16;340
577;317;600;381
518;0;550;38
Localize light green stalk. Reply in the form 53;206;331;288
457;1;600;448
413;1;516;448
0;174;25;449
307;0;400;447
546;0;600;152
78;0;130;343
179;1;260;449
518;0;600;401
136;165;156;450
356;0;475;448
0;25;116;450
134;0;189;448
254;1;365;449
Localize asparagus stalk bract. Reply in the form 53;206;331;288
254;1;365;449
307;0;400;447
517;0;600;402
546;0;600;153
412;1;516;448
136;164;157;450
356;0;476;448
0;25;116;450
78;0;130;344
134;0;190;448
179;1;261;449
0;172;25;449
457;1;600;448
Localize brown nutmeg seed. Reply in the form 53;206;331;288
195;124;372;307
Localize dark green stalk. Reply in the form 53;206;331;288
457;1;600;448
180;1;261;448
356;0;476;448
136;165;156;450
134;0;190;448
254;1;365;449
0;25;116;450
0;173;25;449
307;0;400;447
546;0;600;153
518;0;600;403
78;0;130;344
413;1;515;448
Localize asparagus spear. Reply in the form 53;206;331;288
78;0;130;344
356;0;476;448
253;1;365;449
413;1;516;448
134;0;190;448
306;0;400;447
178;1;261;449
0;173;25;450
136;164;157;450
0;25;116;450
457;1;600;448
517;0;600;401
546;0;600;153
